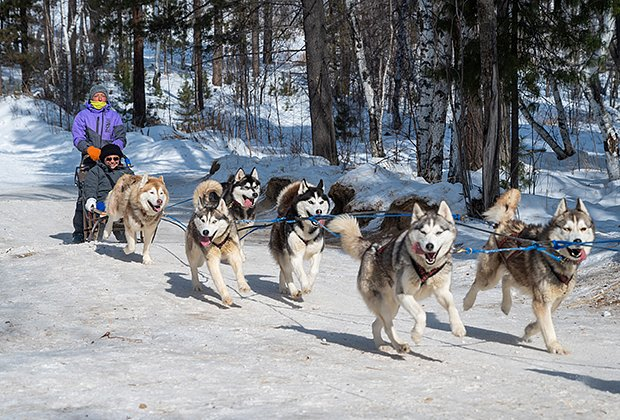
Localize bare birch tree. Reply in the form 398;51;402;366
415;0;451;183
345;0;394;158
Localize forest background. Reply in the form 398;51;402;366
1;0;620;212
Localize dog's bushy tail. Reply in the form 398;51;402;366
328;215;371;260
193;179;223;208
483;188;521;224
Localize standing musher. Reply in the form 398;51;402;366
71;84;127;243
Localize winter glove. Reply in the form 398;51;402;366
85;198;97;212
96;201;106;212
86;146;101;161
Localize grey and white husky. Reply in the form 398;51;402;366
185;180;251;306
329;202;466;353
269;179;330;300
463;189;595;354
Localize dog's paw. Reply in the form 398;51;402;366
547;341;570;355
452;324;466;338
238;283;251;293
102;230;111;240
142;256;154;265
123;245;135;255
301;286;313;295
411;330;424;345
222;295;233;306
394;343;411;354
192;283;203;292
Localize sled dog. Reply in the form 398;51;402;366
329;202;465;353
221;167;261;223
186;180;250;306
222;167;261;259
103;174;168;264
269;180;329;300
463;189;595;354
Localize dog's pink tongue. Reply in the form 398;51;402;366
578;249;587;262
243;198;254;208
200;237;212;247
318;218;326;226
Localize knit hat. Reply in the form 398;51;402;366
89;84;109;100
100;144;124;162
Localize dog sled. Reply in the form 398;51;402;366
74;159;127;243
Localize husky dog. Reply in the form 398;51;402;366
269;180;330;300
222;168;261;259
221;167;261;222
329;202;465;353
463;189;595;354
186;180;250;306
103;174;168;264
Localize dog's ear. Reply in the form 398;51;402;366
554;198;568;217
139;174;149;188
575;198;590;216
438;201;454;224
234;168;246;182
159;175;164;182
216;198;228;214
316;179;324;192
250;167;258;180
298;179;309;195
411;203;424;223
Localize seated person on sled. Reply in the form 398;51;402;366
83;144;134;241
71;84;127;243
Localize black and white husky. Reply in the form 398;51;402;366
186;180;251;306
221;167;260;223
222;168;261;259
329;202;465;353
268;180;330;300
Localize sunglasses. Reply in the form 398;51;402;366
104;156;120;162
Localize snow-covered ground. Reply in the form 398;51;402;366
1;96;619;417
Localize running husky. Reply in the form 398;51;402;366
269;179;330;300
463;189;595;354
103;174;168;265
329;202;465;353
186;180;250;306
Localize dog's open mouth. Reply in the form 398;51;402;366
149;202;163;213
242;196;255;208
200;236;213;247
424;252;438;265
567;247;587;262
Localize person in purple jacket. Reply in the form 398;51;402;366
71;84;127;243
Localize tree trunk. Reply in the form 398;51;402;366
478;0;501;209
212;5;223;87
346;0;388;158
132;5;146;128
416;0;450;182
302;0;339;165
585;75;620;180
263;0;273;65
509;0;520;189
251;1;260;79
193;0;204;111
519;98;571;159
